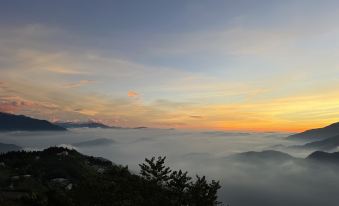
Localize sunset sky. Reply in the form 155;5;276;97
1;0;339;131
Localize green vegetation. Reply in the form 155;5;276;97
0;147;221;206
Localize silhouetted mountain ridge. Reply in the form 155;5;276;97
288;122;339;141
231;150;295;162
307;151;339;164
55;121;117;129
0;112;66;131
232;150;339;166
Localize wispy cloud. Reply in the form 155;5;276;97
62;80;95;88
46;66;89;75
190;115;203;119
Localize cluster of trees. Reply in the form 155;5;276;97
139;156;221;206
0;147;221;206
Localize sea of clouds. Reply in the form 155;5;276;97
1;128;339;206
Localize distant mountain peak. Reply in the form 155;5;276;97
231;150;295;162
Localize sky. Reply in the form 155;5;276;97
1;0;339;131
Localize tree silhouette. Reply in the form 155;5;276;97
188;175;221;206
0;148;223;206
139;156;172;185
168;170;192;205
139;156;221;206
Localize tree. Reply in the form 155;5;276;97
139;156;171;186
187;175;221;206
139;156;222;206
167;170;192;205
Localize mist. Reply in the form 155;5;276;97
1;128;338;206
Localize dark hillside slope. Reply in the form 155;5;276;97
0;147;221;206
0;112;66;131
307;151;339;164
288;122;339;141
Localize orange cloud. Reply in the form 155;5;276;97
0;103;17;113
128;91;139;97
0;96;59;113
74;109;98;116
0;96;34;113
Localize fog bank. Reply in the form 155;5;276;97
1;128;338;206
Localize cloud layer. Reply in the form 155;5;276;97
1;128;339;206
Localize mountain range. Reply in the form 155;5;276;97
233;149;339;165
0;112;151;132
0;112;66;131
55;121;117;129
